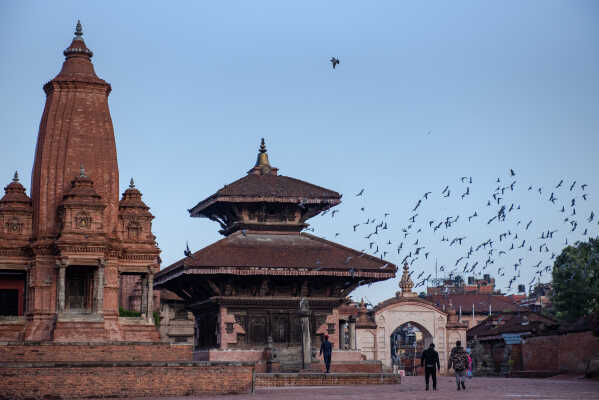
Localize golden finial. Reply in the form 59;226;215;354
398;262;416;297
259;138;267;153
254;138;272;171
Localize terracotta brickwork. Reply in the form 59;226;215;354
522;331;599;374
308;360;382;373
0;342;193;362
255;372;400;387
0;362;254;398
0;22;161;343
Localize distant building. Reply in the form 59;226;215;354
518;283;553;313
427;293;526;329
427;274;498;296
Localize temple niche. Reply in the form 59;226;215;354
0;22;161;343
155;139;396;371
355;263;468;375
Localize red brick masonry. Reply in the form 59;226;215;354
522;331;599;374
0;361;254;399
255;372;401;387
0;342;193;362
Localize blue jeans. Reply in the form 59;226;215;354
455;369;465;386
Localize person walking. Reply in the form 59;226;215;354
420;343;440;391
319;334;333;373
448;340;469;391
466;349;473;379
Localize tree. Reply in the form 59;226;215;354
552;238;599;322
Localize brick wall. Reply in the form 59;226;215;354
0;362;253;398
0;342;193;362
256;372;400;387
522;331;599;374
309;360;382;373
522;335;559;371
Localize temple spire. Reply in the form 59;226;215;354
129;178;135;188
248;138;277;175
63;20;93;59
255;138;271;168
74;20;83;40
13;171;19;182
79;164;87;178
398;262;416;298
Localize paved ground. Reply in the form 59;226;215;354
113;376;599;400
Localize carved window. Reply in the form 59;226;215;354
74;212;92;229
5;218;23;234
327;323;336;334
225;322;234;334
127;221;142;240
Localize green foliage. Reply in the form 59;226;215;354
153;311;160;326
552;238;599;322
119;307;141;317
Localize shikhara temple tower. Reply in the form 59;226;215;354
0;22;160;342
156;139;396;370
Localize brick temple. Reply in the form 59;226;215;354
155;139;396;370
0;22;160;342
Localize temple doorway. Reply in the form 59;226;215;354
390;321;433;376
65;266;94;313
0;270;26;316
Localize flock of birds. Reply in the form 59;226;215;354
307;168;598;295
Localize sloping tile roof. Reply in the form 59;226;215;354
156;231;395;284
467;312;558;339
189;174;341;215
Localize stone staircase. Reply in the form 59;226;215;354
275;346;303;372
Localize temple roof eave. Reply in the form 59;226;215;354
155;231;397;287
155;265;394;288
189;195;341;218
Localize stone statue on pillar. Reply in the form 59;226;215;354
298;297;312;369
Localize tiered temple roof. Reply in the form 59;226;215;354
156;140;395;298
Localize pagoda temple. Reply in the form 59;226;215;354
0;22;160;342
155;139;396;370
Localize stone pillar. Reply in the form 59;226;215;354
348;316;357;350
298;298;312;369
96;261;104;314
339;320;347;350
146;271;154;323
56;262;66;313
141;274;148;317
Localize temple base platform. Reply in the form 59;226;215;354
255;372;401;387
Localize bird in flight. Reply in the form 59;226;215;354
330;57;340;69
184;242;192;257
356;189;364;196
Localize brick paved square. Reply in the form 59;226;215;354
110;376;599;400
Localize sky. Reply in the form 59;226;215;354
1;1;598;305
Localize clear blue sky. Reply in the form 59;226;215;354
1;1;598;305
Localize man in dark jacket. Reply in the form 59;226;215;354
319;334;333;373
448;340;469;391
421;343;440;391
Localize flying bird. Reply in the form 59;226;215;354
184;242;192;257
330;57;340;69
